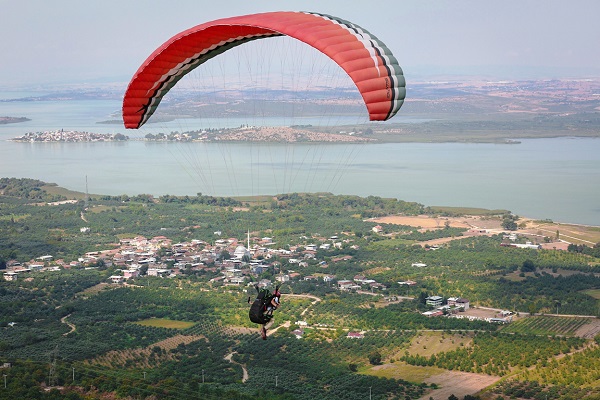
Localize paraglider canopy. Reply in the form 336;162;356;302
122;11;405;129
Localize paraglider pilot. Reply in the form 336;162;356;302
248;285;281;340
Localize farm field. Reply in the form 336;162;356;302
582;288;600;299
366;362;501;400
501;315;597;337
133;318;196;329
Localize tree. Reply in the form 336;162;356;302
368;351;382;365
502;219;517;231
521;259;535;273
419;291;429;305
448;395;459;400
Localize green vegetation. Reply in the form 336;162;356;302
1;178;600;399
502;316;592;336
401;332;585;376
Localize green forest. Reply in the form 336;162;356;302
1;178;600;400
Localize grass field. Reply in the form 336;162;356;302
42;184;92;200
0;213;30;222
133;318;195;329
365;361;444;382
75;282;112;298
582;288;600;300
428;206;509;216
403;331;473;358
365;362;501;400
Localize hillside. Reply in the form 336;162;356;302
1;178;600;399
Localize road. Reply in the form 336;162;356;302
60;314;76;336
224;351;249;383
285;293;322;316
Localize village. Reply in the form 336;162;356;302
2;231;372;287
3;224;520;325
142;125;374;143
10;129;128;142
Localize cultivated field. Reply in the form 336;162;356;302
134;318;195;329
370;213;600;246
367;362;500;400
86;334;205;369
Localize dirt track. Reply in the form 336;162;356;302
61;314;76;336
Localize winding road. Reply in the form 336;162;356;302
224;351;249;383
61;314;76;336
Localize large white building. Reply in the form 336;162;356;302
233;245;250;259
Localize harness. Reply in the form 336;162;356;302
248;285;279;325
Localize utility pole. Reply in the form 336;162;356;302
48;345;59;387
143;372;146;380
369;386;372;400
202;369;204;384
72;367;75;383
3;374;6;389
275;375;278;387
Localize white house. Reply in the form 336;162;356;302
426;295;443;307
29;264;44;272
346;332;364;339
455;298;470;310
147;268;171;277
109;275;124;284
292;329;304;339
337;280;353;290
3;271;18;281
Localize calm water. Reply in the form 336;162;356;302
1;97;600;225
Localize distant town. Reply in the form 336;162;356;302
143;125;374;143
9;126;373;143
10;129;128;142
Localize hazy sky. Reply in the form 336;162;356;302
2;0;600;86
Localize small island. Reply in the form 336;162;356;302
10;129;129;142
0;116;30;124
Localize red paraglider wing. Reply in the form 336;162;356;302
123;11;405;129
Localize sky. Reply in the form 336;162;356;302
1;0;600;86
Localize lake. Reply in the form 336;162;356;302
1;97;599;226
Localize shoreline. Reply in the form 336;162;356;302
6;128;600;145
